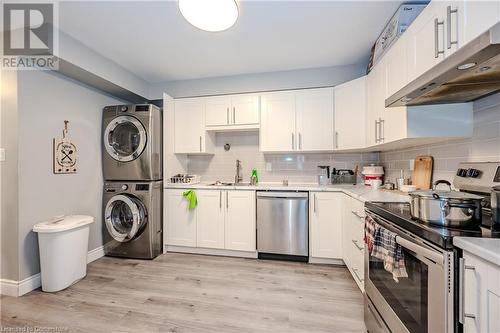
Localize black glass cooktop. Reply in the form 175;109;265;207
365;202;499;250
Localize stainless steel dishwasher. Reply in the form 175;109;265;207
256;191;309;262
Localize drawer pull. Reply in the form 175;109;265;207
351;210;364;219
352;267;364;282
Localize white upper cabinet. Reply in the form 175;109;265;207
385;33;409;99
406;1;448;82
260;91;297;152
366;58;385;147
205;94;259;128
296;88;335;151
174;98;214;154
334;77;366;150
260;88;335;152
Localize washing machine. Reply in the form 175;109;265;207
103;180;162;259
102;104;162;181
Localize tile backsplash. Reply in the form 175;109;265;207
380;93;500;185
187;132;379;183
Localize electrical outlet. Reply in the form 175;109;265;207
0;148;5;162
265;162;272;172
409;159;415;170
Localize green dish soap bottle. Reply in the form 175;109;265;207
250;168;259;185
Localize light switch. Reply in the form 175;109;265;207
265;162;272;172
0;148;5;162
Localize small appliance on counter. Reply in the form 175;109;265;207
362;165;384;186
364;162;500;333
317;165;330;186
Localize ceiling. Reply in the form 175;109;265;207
59;1;406;83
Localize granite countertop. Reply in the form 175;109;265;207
165;182;409;203
453;237;500;267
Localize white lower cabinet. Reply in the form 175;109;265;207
310;192;343;259
165;189;197;247
164;189;256;253
462;252;500;333
225;190;256;251
342;195;365;292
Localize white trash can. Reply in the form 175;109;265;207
33;215;94;292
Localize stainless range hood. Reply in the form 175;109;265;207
386;21;500;107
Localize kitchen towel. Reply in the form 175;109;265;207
367;216;408;282
183;190;198;210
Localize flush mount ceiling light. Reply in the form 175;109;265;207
179;0;238;32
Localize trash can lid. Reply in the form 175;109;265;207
33;215;94;233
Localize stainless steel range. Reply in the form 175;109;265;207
364;162;500;333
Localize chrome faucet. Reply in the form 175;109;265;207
235;159;243;184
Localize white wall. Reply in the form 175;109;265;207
149;64;365;98
16;70;122;280
380;93;500;184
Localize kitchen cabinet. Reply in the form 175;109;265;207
260;91;296;152
334;76;366;150
174;98;214;154
225;190;256;251
366;58;385;147
260;88;335;152
296;88;335;151
342;195;365;292
165;189;197;247
461;251;500;333
196;190;225;249
205;94;260;128
310;192;343;259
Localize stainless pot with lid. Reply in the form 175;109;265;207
409;180;483;227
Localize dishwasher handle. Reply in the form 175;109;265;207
257;191;308;198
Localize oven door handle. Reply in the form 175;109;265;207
396;236;443;264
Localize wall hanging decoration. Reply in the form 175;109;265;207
53;120;77;174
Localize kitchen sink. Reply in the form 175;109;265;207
209;182;251;186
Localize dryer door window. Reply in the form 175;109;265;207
104;116;147;162
105;194;146;242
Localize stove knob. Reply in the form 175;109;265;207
121;184;128;191
457;168;468;177
470;169;481;178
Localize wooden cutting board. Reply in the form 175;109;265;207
412;156;433;190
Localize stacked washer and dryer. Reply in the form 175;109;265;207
102;104;163;259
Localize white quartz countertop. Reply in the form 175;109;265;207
165;182;409;203
453;237;500;267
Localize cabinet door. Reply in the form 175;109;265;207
296;88;335;151
225;190;256;251
450;1;500;56
334;77;366;150
366;61;384;147
341;195;354;265
385;33;409;99
231;94;259;125
407;1;447;82
196;190;225;249
205;96;231;127
310;192;343;259
174;98;206;153
260;91;296;152
165;189;197;247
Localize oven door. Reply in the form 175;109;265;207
364;211;454;333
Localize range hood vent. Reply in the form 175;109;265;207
386;21;500;107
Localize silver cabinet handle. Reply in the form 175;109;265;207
374;119;379;143
379;118;385;143
299;133;302;150
352;267;364;282
459;258;477;323
291;133;295;150
335;131;339;149
313;194;317;213
351;210;364;219
447;5;458;49
226;107;229;124
352;239;364;251
199;136;202;152
434;18;445;58
233;107;236;124
226;191;229;209
219;191;222;209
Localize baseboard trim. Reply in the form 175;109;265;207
1;246;105;297
166;245;258;259
308;257;345;265
87;245;105;263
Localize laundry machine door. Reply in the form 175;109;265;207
105;194;147;242
104;115;147;162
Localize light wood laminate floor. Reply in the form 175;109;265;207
1;253;365;333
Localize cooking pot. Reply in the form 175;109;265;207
409;180;483;227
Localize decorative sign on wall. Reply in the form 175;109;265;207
53;120;77;174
